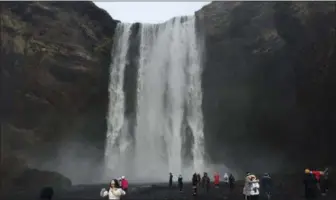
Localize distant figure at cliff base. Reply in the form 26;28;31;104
169;173;173;188
178;175;183;192
192;173;198;196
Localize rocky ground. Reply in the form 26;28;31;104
1;180;335;200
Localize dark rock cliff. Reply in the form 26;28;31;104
196;1;335;171
0;1;118;184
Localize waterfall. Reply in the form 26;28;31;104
105;23;132;173
105;16;205;182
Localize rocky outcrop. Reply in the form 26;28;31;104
1;1;118;183
0;156;71;193
196;1;335;171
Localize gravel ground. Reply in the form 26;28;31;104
1;181;335;200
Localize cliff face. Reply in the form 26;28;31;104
1;1;118;183
197;1;336;171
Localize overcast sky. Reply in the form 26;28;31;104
94;2;210;23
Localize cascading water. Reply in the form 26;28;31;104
105;23;132;173
105;16;205;182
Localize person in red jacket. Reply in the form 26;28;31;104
214;172;220;188
311;170;324;182
120;176;129;192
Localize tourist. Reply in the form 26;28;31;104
303;169;318;199
260;173;272;200
121;176;128;193
223;172;229;191
223;172;229;184
203;172;211;192
169;172;173;188
243;173;253;200
201;172;209;188
311;168;327;196
100;179;126;200
201;172;206;188
229;173;235;192
320;168;329;196
214;172;220;188
197;173;201;186
244;174;260;200
192;173;198;196
178;174;183;192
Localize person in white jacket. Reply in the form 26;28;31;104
243;173;251;199
243;174;260;200
223;173;229;183
100;179;126;200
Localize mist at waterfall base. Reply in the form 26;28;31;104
103;16;226;183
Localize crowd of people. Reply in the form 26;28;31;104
241;167;330;200
95;167;330;200
36;167;331;200
168;171;236;196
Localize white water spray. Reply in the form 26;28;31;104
105;16;205;181
185;19;205;174
105;23;132;173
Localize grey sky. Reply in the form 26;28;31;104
94;2;210;23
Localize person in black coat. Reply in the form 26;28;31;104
169;172;173;188
320;168;329;196
197;173;201;186
303;169;318;199
203;173;210;192
229;173;235;192
192;173;198;196
261;173;272;199
178;175;183;192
